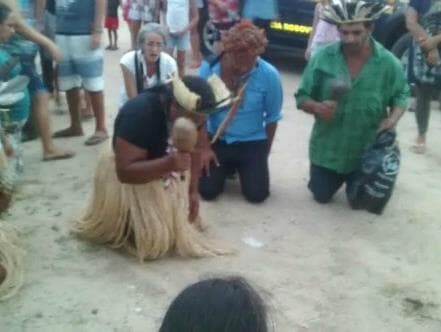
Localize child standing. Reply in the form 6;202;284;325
305;0;339;60
208;0;240;53
165;0;199;77
105;0;121;50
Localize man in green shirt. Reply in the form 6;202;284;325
295;0;409;205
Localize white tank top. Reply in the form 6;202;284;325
166;0;190;33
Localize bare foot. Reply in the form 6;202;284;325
43;148;75;161
52;127;83;138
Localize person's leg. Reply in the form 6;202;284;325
71;35;107;144
412;84;433;153
54;35;84;137
32;91;75;160
129;19;142;49
237;141;269;203
176;32;190;77
190;24;201;68
199;142;230;200
308;164;346;203
106;28;112;49
113;29;119;49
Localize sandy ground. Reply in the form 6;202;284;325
1;26;441;332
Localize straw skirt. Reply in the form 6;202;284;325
74;148;229;261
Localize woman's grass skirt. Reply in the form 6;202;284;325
0;222;24;301
74;149;230;261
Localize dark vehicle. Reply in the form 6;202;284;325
199;0;410;58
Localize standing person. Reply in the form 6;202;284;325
305;0;339;60
406;0;441;154
198;21;283;203
295;0;409;206
0;2;30;207
74;76;229;261
127;0;158;50
189;0;203;69
1;0;75;161
105;0;121;50
208;0;240;54
54;0;109;146
119;23;177;107
165;0;199;77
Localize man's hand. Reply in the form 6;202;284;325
200;147;219;176
314;100;337;121
420;36;439;52
90;32;102;49
378;117;395;132
426;48;441;66
188;190;200;222
168;151;192;172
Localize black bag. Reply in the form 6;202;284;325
347;130;400;215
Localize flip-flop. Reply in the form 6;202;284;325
84;132;108;146
43;150;75;162
53;127;83;138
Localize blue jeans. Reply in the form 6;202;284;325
308;164;356;204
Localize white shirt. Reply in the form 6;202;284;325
119;50;177;107
166;0;189;33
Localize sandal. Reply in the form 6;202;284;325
84;132;108;146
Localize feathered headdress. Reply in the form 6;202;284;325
322;0;387;25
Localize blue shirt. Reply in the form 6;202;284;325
56;0;96;35
242;0;278;20
199;58;283;144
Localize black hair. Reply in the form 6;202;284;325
159;277;268;332
181;75;216;112
0;3;12;24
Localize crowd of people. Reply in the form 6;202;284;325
1;0;441;329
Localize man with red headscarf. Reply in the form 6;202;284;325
198;21;283;203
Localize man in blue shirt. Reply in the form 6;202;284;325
406;0;441;154
199;21;283;203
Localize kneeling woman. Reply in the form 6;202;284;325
74;76;229;261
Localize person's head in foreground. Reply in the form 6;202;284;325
221;20;268;76
323;0;387;52
159;277;268;332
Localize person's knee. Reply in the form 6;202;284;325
242;187;269;204
199;181;223;201
309;186;333;204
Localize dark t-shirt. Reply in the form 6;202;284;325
113;92;168;159
107;0;120;18
409;0;433;16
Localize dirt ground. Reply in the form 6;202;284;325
1;27;441;332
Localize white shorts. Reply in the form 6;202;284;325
55;35;104;92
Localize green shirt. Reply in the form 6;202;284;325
295;39;409;174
